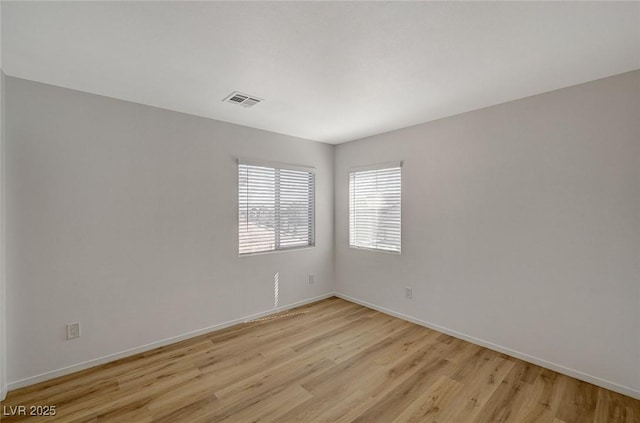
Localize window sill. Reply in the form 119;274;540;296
239;246;316;258
348;245;401;255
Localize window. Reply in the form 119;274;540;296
349;163;401;253
239;160;315;255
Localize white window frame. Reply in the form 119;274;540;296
238;158;316;256
349;161;402;254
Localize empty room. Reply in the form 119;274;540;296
0;1;638;422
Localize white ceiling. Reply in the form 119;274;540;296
3;1;639;144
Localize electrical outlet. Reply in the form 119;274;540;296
405;287;412;299
308;274;315;284
67;323;80;340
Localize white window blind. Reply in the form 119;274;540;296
349;165;401;253
239;162;315;255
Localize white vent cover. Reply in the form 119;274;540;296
223;91;263;108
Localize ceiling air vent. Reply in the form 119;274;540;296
223;91;263;108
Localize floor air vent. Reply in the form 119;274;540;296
223;91;263;108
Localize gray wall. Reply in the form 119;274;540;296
0;71;6;400
334;70;640;398
0;3;7;396
5;76;334;387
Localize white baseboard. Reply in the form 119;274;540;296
8;291;638;401
335;292;640;400
7;292;335;392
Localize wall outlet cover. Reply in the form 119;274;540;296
405;287;412;299
67;323;80;340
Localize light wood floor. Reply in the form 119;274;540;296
2;297;638;422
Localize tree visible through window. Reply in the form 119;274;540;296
239;162;315;254
349;165;401;253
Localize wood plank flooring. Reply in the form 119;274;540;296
1;297;638;422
